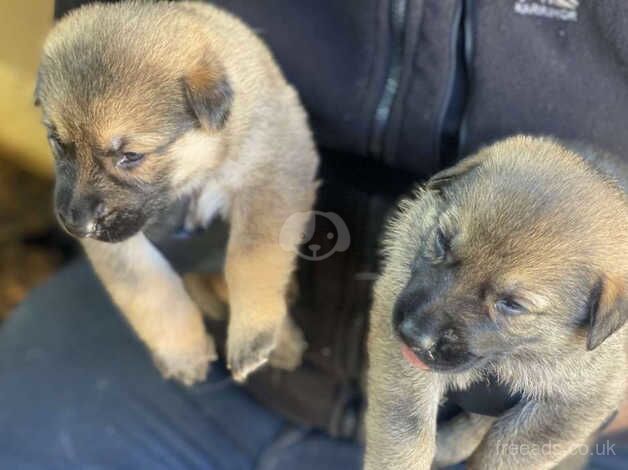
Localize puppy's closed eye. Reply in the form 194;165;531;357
494;298;527;317
116;152;145;169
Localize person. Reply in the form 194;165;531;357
2;1;627;468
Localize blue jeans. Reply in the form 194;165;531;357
0;260;362;469
1;259;627;469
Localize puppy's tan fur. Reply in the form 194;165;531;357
37;1;318;384
365;136;628;469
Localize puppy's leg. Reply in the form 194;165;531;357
365;297;441;470
83;234;216;386
434;413;495;467
183;271;306;371
266;275;305;370
468;399;617;469
267;314;306;371
224;185;314;382
551;436;596;470
225;239;297;381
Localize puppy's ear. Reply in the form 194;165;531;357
586;275;628;350
426;154;487;191
182;57;233;131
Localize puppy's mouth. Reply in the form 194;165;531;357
91;219;146;243
401;344;432;370
57;219;99;240
58;213;147;243
400;344;484;374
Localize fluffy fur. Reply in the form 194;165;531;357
365;136;628;469
36;1;318;384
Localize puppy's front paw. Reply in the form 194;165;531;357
269;317;307;371
227;326;277;382
153;333;218;386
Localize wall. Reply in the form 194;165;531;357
0;0;54;177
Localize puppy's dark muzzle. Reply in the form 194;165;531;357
397;317;437;357
55;196;105;239
394;305;480;372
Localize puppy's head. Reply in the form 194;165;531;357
389;136;628;373
35;3;232;242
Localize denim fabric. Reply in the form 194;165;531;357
1;248;628;469
0;261;362;470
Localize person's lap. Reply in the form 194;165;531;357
0;260;362;469
1;236;626;469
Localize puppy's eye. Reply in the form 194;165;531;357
117;152;145;168
495;298;526;316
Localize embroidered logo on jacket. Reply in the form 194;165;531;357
514;0;579;21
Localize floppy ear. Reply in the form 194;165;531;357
426;153;487;191
586;275;628;350
182;57;233;131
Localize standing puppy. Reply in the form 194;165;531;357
35;1;318;384
365;136;628;469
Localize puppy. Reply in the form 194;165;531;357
365;136;628;469
35;1;318;385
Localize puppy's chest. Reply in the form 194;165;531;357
184;181;231;232
442;372;523;418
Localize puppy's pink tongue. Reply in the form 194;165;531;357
401;345;431;370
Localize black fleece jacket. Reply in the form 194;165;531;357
53;0;628;437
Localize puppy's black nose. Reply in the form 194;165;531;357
57;194;104;237
397;317;437;353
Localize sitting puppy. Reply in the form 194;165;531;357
35;1;318;384
365;136;627;469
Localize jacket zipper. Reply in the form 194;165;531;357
435;0;465;166
457;0;474;157
369;0;408;158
